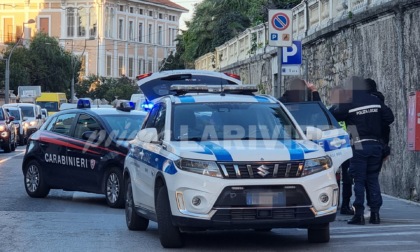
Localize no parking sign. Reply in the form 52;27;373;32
269;9;293;47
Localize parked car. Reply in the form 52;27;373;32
3;103;43;140
5;106;27;145
22;99;148;208
0;106;18;152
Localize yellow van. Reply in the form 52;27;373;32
36;92;67;115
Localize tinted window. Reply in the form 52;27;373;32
7;109;21;120
74;114;101;139
48;113;77;136
172;103;301;141
0;109;5;120
20;106;35;117
101;114;146;140
284;102;339;132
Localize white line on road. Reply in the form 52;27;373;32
0;151;25;164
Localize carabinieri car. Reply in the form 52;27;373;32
123;85;352;248
22;99;147;208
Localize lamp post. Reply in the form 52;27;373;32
4;19;35;104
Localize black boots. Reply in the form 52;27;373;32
369;212;380;224
340;205;355;215
347;214;365;225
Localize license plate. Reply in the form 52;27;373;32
246;191;285;206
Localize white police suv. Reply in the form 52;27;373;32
124;85;351;248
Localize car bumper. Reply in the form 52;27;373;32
164;169;339;229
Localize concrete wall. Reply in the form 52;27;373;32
220;0;420;201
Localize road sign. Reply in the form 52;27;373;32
268;9;293;47
282;65;301;76
282;40;302;65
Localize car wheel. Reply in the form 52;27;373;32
156;186;184;248
308;223;330;243
125;180;149;230
24;160;50;198
105;167;124;208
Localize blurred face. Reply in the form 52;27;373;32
329;87;351;104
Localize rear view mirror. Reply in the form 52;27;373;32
306;126;323;140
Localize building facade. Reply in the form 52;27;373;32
0;0;187;79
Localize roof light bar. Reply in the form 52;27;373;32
170;84;258;94
136;73;153;80
224;72;241;80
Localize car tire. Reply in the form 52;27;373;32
24;160;50;198
156;186;184;248
308;223;330;243
125;180;149;230
105;167;124;208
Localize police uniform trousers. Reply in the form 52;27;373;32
349;141;383;215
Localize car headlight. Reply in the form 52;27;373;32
29;120;37;126
0;131;8;137
301;156;333;176
175;158;222;178
0;125;5;131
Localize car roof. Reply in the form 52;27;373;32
55;107;148;116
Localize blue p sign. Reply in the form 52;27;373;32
271;33;278;41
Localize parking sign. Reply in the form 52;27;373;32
268;9;293;47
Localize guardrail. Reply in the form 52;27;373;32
195;0;393;71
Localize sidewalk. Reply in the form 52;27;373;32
337;194;420;224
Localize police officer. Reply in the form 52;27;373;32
329;76;394;225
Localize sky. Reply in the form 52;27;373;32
172;0;203;30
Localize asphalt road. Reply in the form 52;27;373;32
1;146;420;252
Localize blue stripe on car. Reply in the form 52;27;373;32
197;141;233;161
280;140;304;160
179;96;195;103
313;135;351;152
254;95;270;103
298;143;318;154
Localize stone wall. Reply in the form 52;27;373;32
223;0;420;201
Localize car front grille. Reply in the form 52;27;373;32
218;161;304;179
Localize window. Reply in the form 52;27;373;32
77;8;87;37
158;26;163;45
89;8;97;37
138;23;143;42
48;113;77;136
149;10;153;17
148;24;152;43
129;21;134;40
105;8;115;38
119;5;124;11
118;56;124;76
138;58;144;75
118;19;124;39
39;17;49;34
74;114;101;140
148;60;153;72
128;58;134;77
129;7;134;13
106;55;112;76
67;8;75;37
159;13;163;19
139;9;143;15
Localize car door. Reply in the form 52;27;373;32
42;112;77;188
284;101;352;172
66;113;106;191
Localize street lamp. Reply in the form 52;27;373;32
4;19;35;104
22;19;36;47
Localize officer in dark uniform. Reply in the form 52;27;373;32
329;76;394;225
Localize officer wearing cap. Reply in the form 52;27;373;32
329;76;394;225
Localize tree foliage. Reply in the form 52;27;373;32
178;0;301;67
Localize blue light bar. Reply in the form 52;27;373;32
77;98;91;109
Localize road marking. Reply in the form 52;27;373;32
0;151;25;164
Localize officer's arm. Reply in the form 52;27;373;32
381;103;395;125
329;104;349;121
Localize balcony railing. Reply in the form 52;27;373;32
195;0;393;71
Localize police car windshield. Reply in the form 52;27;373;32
102;114;146;140
172;103;301;141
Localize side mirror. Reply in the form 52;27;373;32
136;128;158;143
306;126;323;140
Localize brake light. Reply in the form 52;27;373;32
224;72;241;80
136;73;153;80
